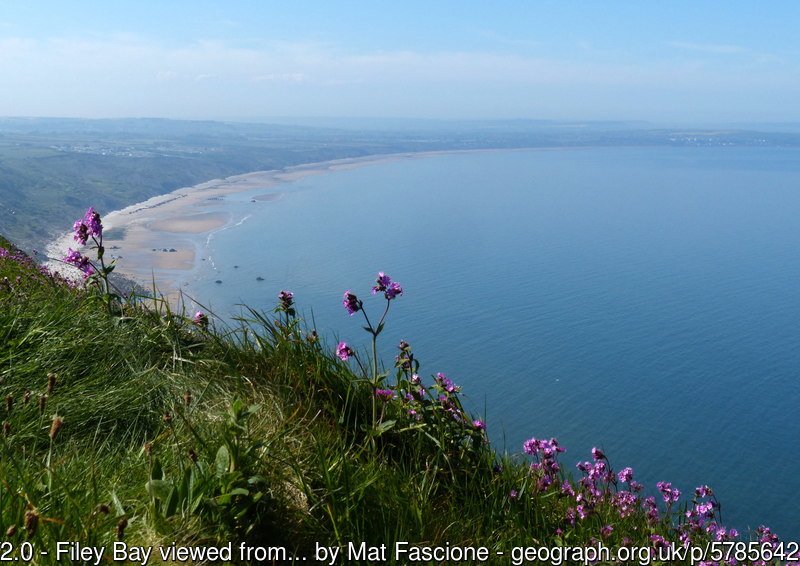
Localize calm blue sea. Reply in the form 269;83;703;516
185;147;800;540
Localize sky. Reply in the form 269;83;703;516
1;1;800;123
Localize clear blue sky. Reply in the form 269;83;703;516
2;1;799;123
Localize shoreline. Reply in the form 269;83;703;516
43;147;550;303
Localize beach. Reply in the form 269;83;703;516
43;150;468;300
44;148;530;297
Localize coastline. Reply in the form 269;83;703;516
43;147;545;303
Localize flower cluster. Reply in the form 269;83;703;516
72;207;103;245
277;290;295;315
523;437;565;491
656;481;681;505
0;247;76;291
63;207;115;297
434;372;459;393
64;248;95;278
372;271;403;300
375;389;394;402
342;290;361;315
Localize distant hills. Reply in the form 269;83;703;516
2;116;799;250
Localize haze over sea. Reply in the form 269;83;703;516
182;147;800;539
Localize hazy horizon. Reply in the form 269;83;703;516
2;1;799;123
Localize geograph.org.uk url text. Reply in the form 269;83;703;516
314;539;799;564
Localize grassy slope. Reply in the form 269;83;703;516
0;237;781;565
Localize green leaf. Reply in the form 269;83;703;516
146;479;173;501
215;445;230;477
374;420;396;436
111;491;126;517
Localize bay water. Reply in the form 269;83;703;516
184;147;800;539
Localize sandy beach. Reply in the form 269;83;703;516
43;150;473;298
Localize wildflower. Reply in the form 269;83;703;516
73;220;89;245
435;372;459;393
84;207;103;238
509;489;519;500
643;496;660;525
618;467;634;483
192;311;209;330
375;389;394;402
64;248;95;278
601;524;614;539
385;281;403;300
657;481;681;504
342;290;360;315
591;447;605;461
613;491;638;518
695;485;713;498
472;419;486;431
694;501;715;518
649;534;669;551
72;207;102;245
277;290;295;314
336;341;353;361
371;272;403;300
756;525;779;545
372;272;392;294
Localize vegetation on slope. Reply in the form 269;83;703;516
0;226;790;565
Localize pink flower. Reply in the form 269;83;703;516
336;341;353;361
192;311;209;330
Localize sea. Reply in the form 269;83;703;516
181;146;800;540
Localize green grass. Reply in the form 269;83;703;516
0;237;785;565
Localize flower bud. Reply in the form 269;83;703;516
116;517;128;540
49;415;64;441
24;509;39;538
